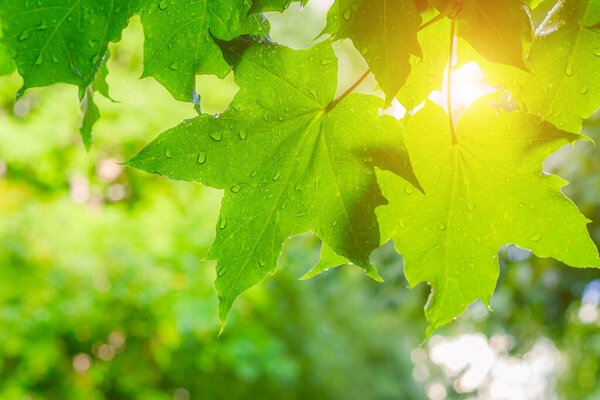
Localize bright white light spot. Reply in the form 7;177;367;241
430;333;495;392
423;334;562;399
579;303;598;324
72;353;92;374
427;382;447;400
429;62;497;117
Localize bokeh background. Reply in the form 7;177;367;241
0;1;599;399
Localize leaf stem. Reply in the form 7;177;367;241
325;11;447;112
447;19;457;145
419;10;448;32
326;69;370;112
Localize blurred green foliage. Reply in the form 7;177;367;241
0;4;599;400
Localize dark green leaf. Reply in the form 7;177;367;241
140;0;269;102
329;0;422;104
456;0;533;69
250;0;308;13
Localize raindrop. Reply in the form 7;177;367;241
404;185;413;194
169;61;178;70
210;131;222;142
331;219;338;227
272;171;281;181
239;128;247;140
18;30;30;41
219;218;227;230
565;61;573;76
158;0;168;10
197;152;206;164
165;149;172;158
529;232;542;242
230;184;241;193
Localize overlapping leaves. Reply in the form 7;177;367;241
1;0;599;333
128;37;419;326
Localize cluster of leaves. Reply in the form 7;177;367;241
1;0;600;334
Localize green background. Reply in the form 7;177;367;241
0;3;599;399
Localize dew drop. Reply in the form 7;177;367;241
165;148;172;158
272;171;281;181
565;61;573;76
169;61;178;70
217;266;226;278
230;184;241;193
158;0;168;10
18;30;30;41
404;185;413;194
529;232;542;242
238;128;247;140
210;131;222;142
438;222;446;230
331;219;338;227
197;152;206;164
35;54;43;65
219;218;228;230
343;9;352;20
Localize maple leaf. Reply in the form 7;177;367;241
467;0;600;134
325;0;422;104
128;37;419;327
0;21;14;76
454;0;533;70
0;0;140;149
396;10;451;111
139;0;268;103
250;0;308;13
377;97;600;335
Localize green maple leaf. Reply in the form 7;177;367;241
455;0;532;69
249;0;308;13
128;37;419;327
396;10;450;111
140;0;268;103
326;0;422;104
0;21;15;76
467;0;600;134
377;97;600;335
301;242;382;281
0;0;139;149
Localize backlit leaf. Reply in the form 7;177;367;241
140;0;269;102
378;97;600;334
128;37;418;326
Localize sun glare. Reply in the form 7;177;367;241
430;61;498;116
